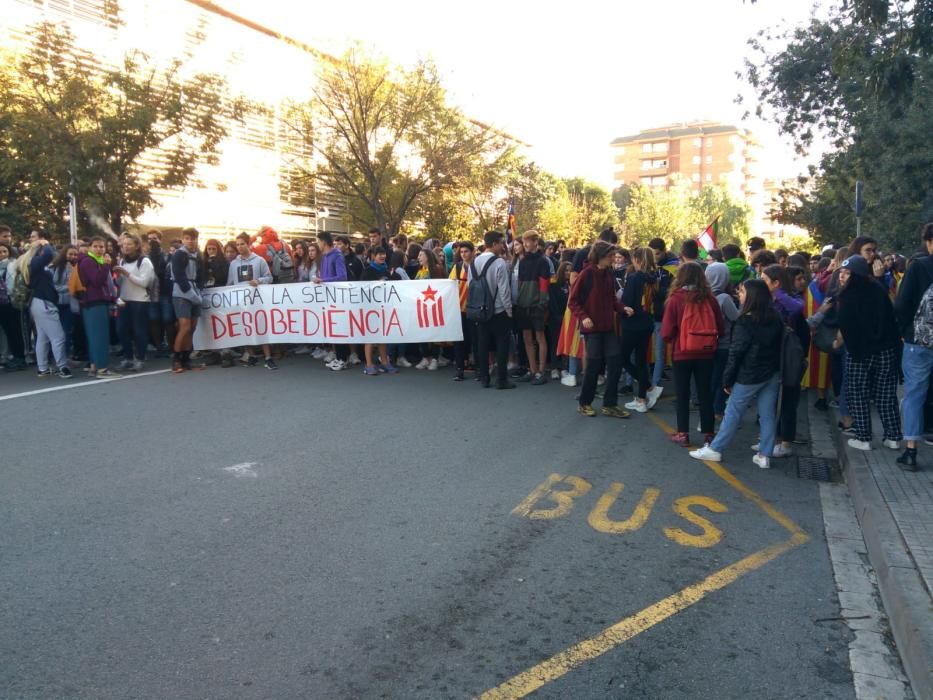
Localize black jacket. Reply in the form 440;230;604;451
722;314;783;388
204;254;229;288
894;254;933;344
838;276;899;360
620;270;655;332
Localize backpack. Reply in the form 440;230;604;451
466;257;499;322
780;325;808;388
10;266;31;310
679;298;718;353
913;282;933;349
267;244;295;283
68;262;86;299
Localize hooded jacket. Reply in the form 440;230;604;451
837;274;899;360
251;227;293;265
706;263;739;350
725;257;753;286
27;244;58;304
568;263;625;334
227;253;272;287
77;253;114;306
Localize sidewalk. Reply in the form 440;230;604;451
826;408;933;699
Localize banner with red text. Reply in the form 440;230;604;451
193;280;463;350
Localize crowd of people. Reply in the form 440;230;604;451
2;220;932;471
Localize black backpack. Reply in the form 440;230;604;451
466;257;499;322
780;324;807;388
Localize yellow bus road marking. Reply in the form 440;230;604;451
478;411;810;699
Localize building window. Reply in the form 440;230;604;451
692;155;701;165
640;176;652;185
642;143;653;153
693;138;702;148
652;142;668;153
705;174;712;182
692;173;700;182
705;155;713;164
705;138;713;147
641;159;667;170
651;176;667;186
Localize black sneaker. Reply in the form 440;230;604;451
36;369;52;377
814;398;828;411
619;385;634;395
239;355;258;367
57;367;73;379
264;358;278;371
531;373;547;386
452;372;464;382
497;381;517;390
516;371;533;382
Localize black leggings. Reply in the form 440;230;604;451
619;328;652;399
0;303;25;359
778;384;801;442
674;358;714;434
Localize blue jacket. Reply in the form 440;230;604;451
28;245;58;304
320;248;347;282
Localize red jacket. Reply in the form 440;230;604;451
660;287;725;360
251;227;293;265
567;264;624;334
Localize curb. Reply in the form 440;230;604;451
831;423;933;700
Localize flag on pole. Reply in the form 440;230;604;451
696;218;719;260
506;196;517;244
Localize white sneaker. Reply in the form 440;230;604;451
427;358;439;371
624;400;648;413
689;445;722;462
561;370;569;378
550;369;560;380
772;443;793;458
311;347;327;359
507;362;518;371
132;360;144;372
751;443;760;451
697;421;703;433
327;359;346;371
560;374;577;387
847;438;871;451
753;454;770;469
396;357;413;368
323;351;336;363
293;345;311;355
415;357;430;369
882;439;899;450
347;352;361;366
597;374;606;386
437;356;450;368
645;385;663;409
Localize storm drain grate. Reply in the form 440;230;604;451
796;456;836;482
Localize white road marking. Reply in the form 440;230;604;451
223;462;258;478
0;369;173;402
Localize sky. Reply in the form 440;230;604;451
222;0;825;188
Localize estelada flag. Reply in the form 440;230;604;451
506;196;517;244
696;219;718;260
801;279;831;390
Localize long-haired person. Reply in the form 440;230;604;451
0;242;27;371
761;264;807;457
620;247;664;413
567;241;629;418
203;238;228;289
114;234;155;371
835;255;902;451
689;280;782;468
50;244;79;359
20;239;72;378
661;262;725;446
78;236;116;377
415;248;443;370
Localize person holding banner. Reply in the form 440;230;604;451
316;232;351;371
170;228;204;374
359;247;398;376
227;233;277;370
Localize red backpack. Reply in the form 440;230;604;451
679;298;718;353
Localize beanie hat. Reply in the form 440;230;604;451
841;254;870;277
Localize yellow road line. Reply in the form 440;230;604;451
477;408;811;699
478;532;807;700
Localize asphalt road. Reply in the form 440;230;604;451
0;358;854;699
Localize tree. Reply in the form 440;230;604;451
0;19;244;238
285;48;505;237
743;0;933;250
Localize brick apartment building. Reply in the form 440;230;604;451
610;121;767;232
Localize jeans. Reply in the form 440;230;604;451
711;348;729;416
711;373;781;457
652;320;664;386
831;346;849;417
580;332;622;407
619;327;651;399
118;301;150;361
82;304;111;370
476;311;511;386
674;358;714;434
900;343;933;440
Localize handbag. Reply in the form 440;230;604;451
812;322;840;355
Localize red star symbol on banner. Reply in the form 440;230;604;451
421;285;438;301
